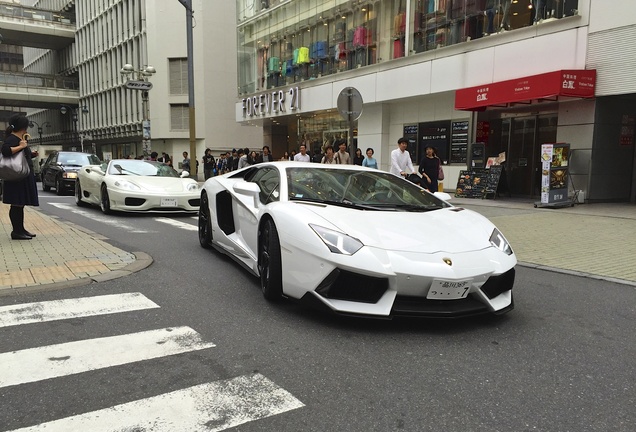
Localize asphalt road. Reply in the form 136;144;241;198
0;191;634;432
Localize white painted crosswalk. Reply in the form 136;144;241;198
1;292;304;431
9;374;304;432
0;292;159;328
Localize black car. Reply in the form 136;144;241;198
41;151;101;195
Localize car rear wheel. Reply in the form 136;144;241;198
55;177;63;196
259;219;283;301
100;185;112;214
75;180;87;207
198;193;213;248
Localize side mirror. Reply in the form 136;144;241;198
233;181;261;207
180;171;190;178
433;191;452;201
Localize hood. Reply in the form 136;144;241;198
297;203;495;254
126;177;197;193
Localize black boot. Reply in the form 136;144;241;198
9;206;32;239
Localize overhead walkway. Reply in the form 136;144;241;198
0;71;79;108
0;2;75;49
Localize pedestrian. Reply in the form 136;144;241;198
202;148;216;180
238;148;251;169
290;150;296;160
280;151;290;161
259;145;274;163
362;147;378;169
419;145;441;192
293;144;311;162
249;150;258;165
181;151;191;173
321;145;336;164
150;151;158;161
353;148;364;165
333;139;351;164
1;114;39;240
390;137;414;178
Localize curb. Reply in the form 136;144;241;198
0;252;153;298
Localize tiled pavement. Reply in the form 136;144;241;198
1;198;635;297
0;203;152;296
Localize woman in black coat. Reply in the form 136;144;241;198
418;145;440;192
1;114;39;240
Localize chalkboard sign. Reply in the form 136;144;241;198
483;166;503;198
454;168;488;198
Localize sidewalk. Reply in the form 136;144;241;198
1;198;635;297
0;204;152;297
451;197;636;286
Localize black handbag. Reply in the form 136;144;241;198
0;149;30;181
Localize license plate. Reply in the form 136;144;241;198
427;279;472;300
160;198;178;207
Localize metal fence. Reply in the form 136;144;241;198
0;72;79;90
0;3;74;25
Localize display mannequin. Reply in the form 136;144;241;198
533;0;545;24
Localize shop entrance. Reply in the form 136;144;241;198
485;114;557;197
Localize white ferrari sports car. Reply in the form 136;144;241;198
75;159;200;214
198;162;516;318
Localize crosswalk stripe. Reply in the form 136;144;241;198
0;293;160;328
48;203;154;233
154;217;198;231
0;327;215;388
8;373;304;432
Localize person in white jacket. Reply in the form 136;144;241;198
390;137;414;178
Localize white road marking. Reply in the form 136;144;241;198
48;202;153;233
154;217;198;231
0;293;159;328
0;327;215;388
8;374;304;432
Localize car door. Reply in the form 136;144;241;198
238;167;281;258
80;162;106;202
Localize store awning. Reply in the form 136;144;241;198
454;69;596;111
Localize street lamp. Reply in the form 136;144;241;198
28;120;52;147
120;64;156;157
60;105;89;151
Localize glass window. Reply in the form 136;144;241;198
169;58;188;95
170;104;189;130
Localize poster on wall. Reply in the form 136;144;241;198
450;120;469;164
403;124;418;164
419;121;450;165
540;143;570;205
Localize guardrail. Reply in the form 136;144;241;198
0;71;79;90
0;2;75;25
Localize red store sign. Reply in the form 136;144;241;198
455;70;596;111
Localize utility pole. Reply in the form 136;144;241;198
177;0;196;178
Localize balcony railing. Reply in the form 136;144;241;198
0;2;75;25
0;71;79;90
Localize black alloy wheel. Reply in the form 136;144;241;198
258;219;283;301
198;193;213;248
100;185;112;214
55;177;64;195
75;180;87;207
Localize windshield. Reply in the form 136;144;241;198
107;160;181;177
286;167;450;211
58;153;100;166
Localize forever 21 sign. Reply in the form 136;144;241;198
242;87;300;118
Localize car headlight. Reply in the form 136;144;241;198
310;224;364;255
113;180;141;191
186;182;199;192
62;172;77;179
490;228;513;255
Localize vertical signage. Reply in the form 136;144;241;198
540;143;570;205
419;121;450;164
403;124;418;164
450;120;469;164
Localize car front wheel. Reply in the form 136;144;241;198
55;177;64;195
75;180;87;207
258;219;283;301
198;193;212;248
100;185;112;214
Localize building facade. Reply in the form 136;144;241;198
21;0;261;172
234;0;636;203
